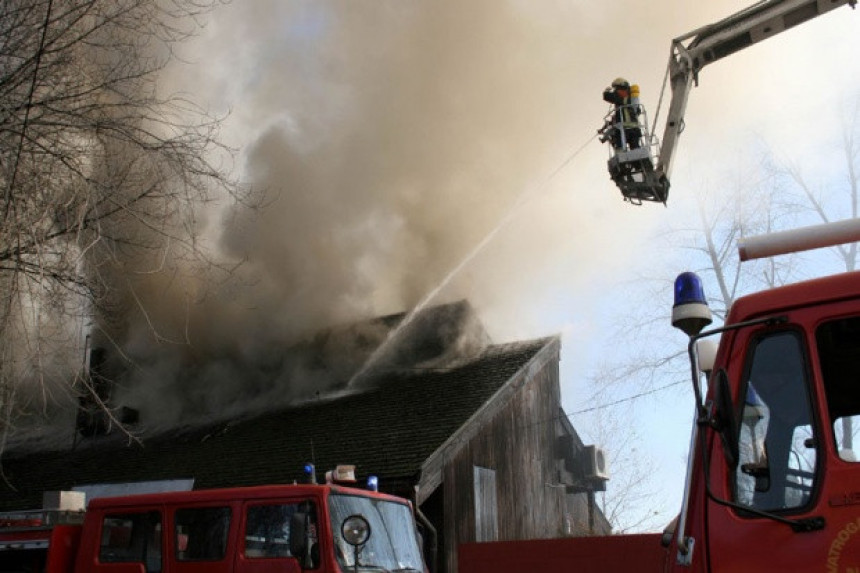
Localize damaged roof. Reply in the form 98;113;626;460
0;337;556;511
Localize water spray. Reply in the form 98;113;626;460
347;133;597;387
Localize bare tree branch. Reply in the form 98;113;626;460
0;0;244;450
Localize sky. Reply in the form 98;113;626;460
137;0;860;531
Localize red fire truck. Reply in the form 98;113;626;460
0;465;427;573
459;220;860;572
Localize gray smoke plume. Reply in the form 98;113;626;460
19;0;823;441
79;0;700;433
86;0;614;432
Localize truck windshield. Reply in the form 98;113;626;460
329;493;424;572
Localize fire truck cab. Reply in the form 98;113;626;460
0;466;427;573
666;221;860;571
459;222;860;572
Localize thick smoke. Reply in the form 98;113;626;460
84;0;772;430
94;0;627;431
16;0;854;441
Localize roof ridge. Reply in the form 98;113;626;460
480;335;558;355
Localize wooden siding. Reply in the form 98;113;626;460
418;339;602;573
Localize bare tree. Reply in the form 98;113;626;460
778;97;860;271
772;96;860;452
0;0;242;443
573;403;668;534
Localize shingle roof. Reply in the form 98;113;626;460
0;338;554;511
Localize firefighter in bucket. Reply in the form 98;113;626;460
598;77;667;205
600;77;641;151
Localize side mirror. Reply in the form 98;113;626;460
289;512;307;561
712;371;739;468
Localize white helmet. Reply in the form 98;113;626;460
611;77;630;89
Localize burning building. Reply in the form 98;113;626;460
0;301;609;572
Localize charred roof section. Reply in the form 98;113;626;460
0;337;553;511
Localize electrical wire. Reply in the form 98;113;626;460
566;379;686;416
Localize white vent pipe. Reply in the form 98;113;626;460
738;218;860;262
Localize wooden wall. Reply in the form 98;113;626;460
420;339;605;573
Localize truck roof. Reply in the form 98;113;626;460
85;482;410;511
727;270;860;323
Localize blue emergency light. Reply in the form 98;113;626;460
672;272;712;336
673;272;706;307
367;475;379;492
303;463;316;484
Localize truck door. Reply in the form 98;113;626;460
92;510;164;573
233;499;316;573
170;505;235;573
706;305;860;571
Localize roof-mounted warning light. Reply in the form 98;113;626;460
367;475;379;492
303;463;317;485
326;465;357;485
672;272;712;336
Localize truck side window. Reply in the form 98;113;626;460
244;501;318;565
174;506;231;561
735;331;816;512
816;316;860;462
99;511;163;573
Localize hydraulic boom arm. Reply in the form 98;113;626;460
656;0;856;183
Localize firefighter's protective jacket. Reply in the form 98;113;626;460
602;88;638;128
